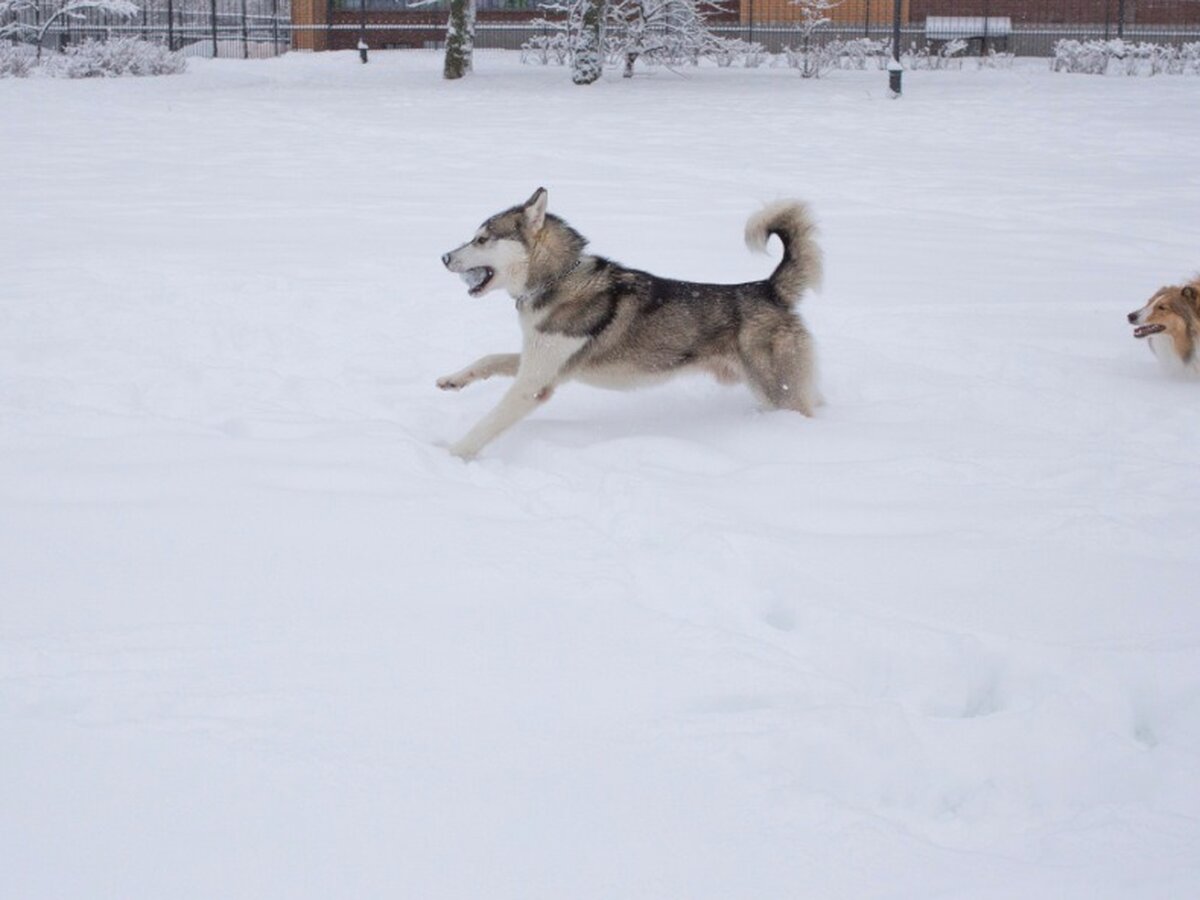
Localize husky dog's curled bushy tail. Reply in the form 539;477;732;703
745;201;823;304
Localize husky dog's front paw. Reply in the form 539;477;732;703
436;372;473;391
448;440;479;461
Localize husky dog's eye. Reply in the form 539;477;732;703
474;235;488;246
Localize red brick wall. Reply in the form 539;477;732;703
301;0;1199;51
325;10;540;50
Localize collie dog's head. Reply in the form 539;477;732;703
1128;281;1200;369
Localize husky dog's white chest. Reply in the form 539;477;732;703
516;305;586;378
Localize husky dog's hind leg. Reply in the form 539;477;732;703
738;315;818;416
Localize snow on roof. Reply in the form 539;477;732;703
925;16;1013;39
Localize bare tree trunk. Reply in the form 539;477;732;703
443;0;475;80
572;0;602;85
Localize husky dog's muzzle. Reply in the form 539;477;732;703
442;246;495;297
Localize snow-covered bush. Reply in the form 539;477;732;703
707;37;768;69
743;39;770;68
823;37;888;70
780;40;829;76
903;39;966;71
795;37;968;76
50;36;186;77
1117;40;1146;76
978;48;1014;69
841;37;888;70
1052;39;1199;76
1184;42;1200;74
1143;41;1181;76
1055;39;1091;73
1109;39;1181;76
0;40;35;76
520;27;571;65
782;35;904;77
1161;42;1191;75
1052;39;1108;74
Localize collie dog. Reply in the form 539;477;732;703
1128;279;1200;375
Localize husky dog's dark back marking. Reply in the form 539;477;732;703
438;188;824;459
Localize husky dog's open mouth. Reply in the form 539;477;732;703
1133;323;1166;339
461;267;495;296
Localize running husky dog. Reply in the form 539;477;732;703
438;188;822;459
1128;278;1200;375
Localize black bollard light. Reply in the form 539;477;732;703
358;0;368;62
888;0;902;97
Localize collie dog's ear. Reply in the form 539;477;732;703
1182;284;1199;308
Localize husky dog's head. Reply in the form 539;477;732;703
441;188;550;298
1127;282;1200;368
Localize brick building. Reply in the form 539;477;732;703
292;0;736;52
909;0;1199;26
292;0;537;52
291;0;1199;50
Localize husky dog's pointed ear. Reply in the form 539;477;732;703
523;188;548;234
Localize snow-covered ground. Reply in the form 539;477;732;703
2;50;1199;899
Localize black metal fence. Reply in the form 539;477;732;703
5;0;292;56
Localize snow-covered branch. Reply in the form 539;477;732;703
4;0;140;56
0;0;37;39
787;0;840;77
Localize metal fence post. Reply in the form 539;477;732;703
167;0;175;51
1117;0;1126;38
211;0;219;57
272;0;279;55
865;0;870;38
241;0;248;58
